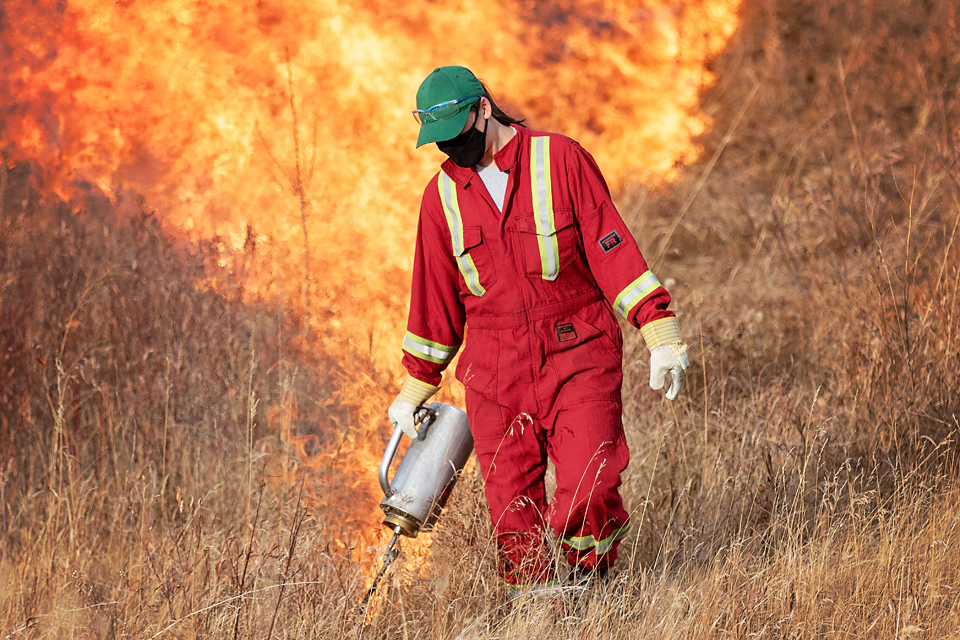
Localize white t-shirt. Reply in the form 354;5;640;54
476;162;509;212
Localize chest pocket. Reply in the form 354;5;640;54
439;172;496;297
516;206;579;279
517;136;579;280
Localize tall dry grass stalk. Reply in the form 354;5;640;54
2;0;960;637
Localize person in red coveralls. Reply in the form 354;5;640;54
388;66;689;598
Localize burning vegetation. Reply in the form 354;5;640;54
2;0;960;637
1;0;741;553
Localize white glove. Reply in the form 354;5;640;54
387;376;439;439
649;343;690;401
388;396;420;439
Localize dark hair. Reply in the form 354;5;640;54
478;80;526;128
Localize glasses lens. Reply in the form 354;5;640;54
424;100;467;122
412;96;479;127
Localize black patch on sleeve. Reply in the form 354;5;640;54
599;230;622;253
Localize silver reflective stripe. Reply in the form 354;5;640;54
613;270;660;318
402;331;458;364
439;172;486;297
531;136;560;281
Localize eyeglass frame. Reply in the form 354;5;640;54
412;95;483;125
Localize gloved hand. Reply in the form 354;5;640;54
388;396;421;439
640;317;689;402
649;343;690;401
388;375;440;439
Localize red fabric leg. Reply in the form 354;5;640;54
465;389;556;588
546;399;630;570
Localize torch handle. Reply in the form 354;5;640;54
378;425;404;496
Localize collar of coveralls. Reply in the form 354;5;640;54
439;123;527;187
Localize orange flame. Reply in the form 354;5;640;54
2;0;741;549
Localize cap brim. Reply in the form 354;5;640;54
415;107;471;148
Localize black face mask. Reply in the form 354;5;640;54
437;110;487;168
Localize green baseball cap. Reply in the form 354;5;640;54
414;66;485;148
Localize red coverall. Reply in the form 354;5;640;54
401;124;674;592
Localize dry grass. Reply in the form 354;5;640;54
3;0;960;637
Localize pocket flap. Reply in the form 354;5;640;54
457;226;483;256
515;207;576;236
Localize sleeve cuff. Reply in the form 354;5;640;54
640;317;682;350
399;375;440;405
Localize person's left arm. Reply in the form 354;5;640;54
563;139;689;399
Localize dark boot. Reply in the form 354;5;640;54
566;565;610;613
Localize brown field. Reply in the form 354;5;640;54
2;0;960;637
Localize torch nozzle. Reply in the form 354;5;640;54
358;526;403;612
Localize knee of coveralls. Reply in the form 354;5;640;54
546;399;631;571
465;388;556;587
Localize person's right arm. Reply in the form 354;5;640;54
389;178;467;437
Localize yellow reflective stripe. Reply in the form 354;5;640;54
502;578;562;599
613;270;660;318
531;136;560;281
439;172;486;297
402;331;459;364
561;522;630;555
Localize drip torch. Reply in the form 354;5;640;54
361;402;474;608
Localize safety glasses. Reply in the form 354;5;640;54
412;95;482;125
